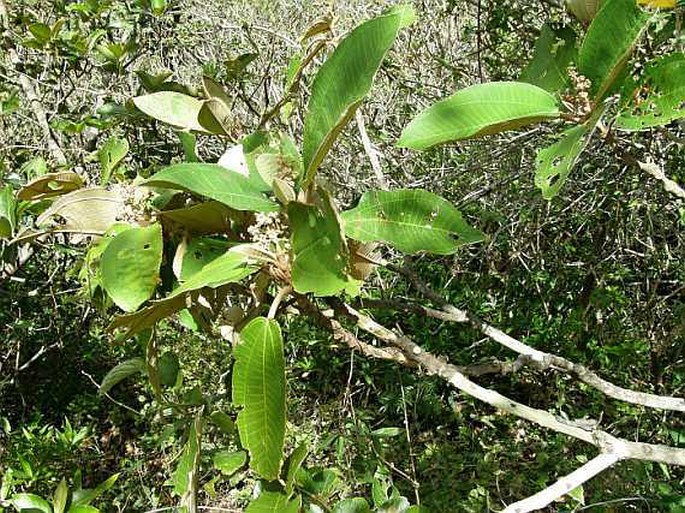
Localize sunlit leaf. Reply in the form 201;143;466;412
333;498;372;513
398;82;560;149
17;172;84;201
578;0;649;100
535;125;591;199
341;189;484;254
132;92;223;133
288;194;360;296
245;492;301;513
233;317;286;481
71;474;118;507
53;478;68;513
302;5;415;184
99;357;146;395
520;25;577;93
98;137;129;185
101;224;163;312
180;237;233;280
10;493;52;513
0;186;17;238
145;163;278;212
35;188;123;235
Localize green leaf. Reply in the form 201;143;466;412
52;479;68;513
172;413;202;503
108;245;260;339
616;53;685;130
245;492;301;513
333;498;372;513
18;172;84;201
159;352;180;387
398;82;560;149
288;195;360;296
302;5;415;185
145;163;278;212
209;411;235;436
10;493;52;513
179;238;234;281
341;189;484;255
0;185;17;238
151;0;167;15
520;24;577;93
578;0;650;100
67;506;99;513
285;443;309;495
132;92;222;133
233;317;286;481
70;473;118;507
213;450;247;476
35;188;123;235
534;124;592;199
98;137;129;185
99;357;146;395
100;224;163;312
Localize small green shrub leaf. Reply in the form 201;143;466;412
333;498;372;513
99;357;146;395
245;491;301;513
213;450;247;476
398;82;560;149
233;317;286;481
578;0;649;100
98;137;129;185
520;24;577;93
285;443;309;495
10;493;53;513
145;163;278;212
341;189;484;254
53;478;68;513
101;224;163;312
133;92;223;133
71;474;119;507
67;506;99;513
616;53;685;130
302;5;414;184
288;195;360;296
0;186;17;238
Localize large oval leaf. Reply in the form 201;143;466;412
101;224;163;312
145;163;278;212
288;195;360;296
302;5;415;184
341;189;484;254
616;53;685;130
132;91;223;134
398;82;560;150
233;317;286;481
35;188;123;234
578;0;649;100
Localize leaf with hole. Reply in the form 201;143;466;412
172;413;202;503
101;224;163;312
398;82;560;149
578;0;649;100
18;172;84;201
520;24;578;93
233;317;286;481
145;163;278;212
341;189;484;254
302;5;415;184
99;357;146;395
534;125;592;199
616;53;685;130
289;195;360;296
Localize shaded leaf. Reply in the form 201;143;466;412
333;498;372;513
616;53;685;130
98;137;129;185
180;237;233;280
71;474;118;507
36;188;122;234
209;411;235;436
578;0;649;100
159;201;235;235
398;82;560;149
100;224;163;312
213;450;247;476
285;443;309;495
159;352;180;387
520;25;578;93
172;412;202;506
341;189;484;254
99;357;146;395
302;5;414;184
245;492;301;513
288;195;360;296
233;317;286;481
17;172;84;201
144;163;278;212
534;124;591;199
0;185;17;238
